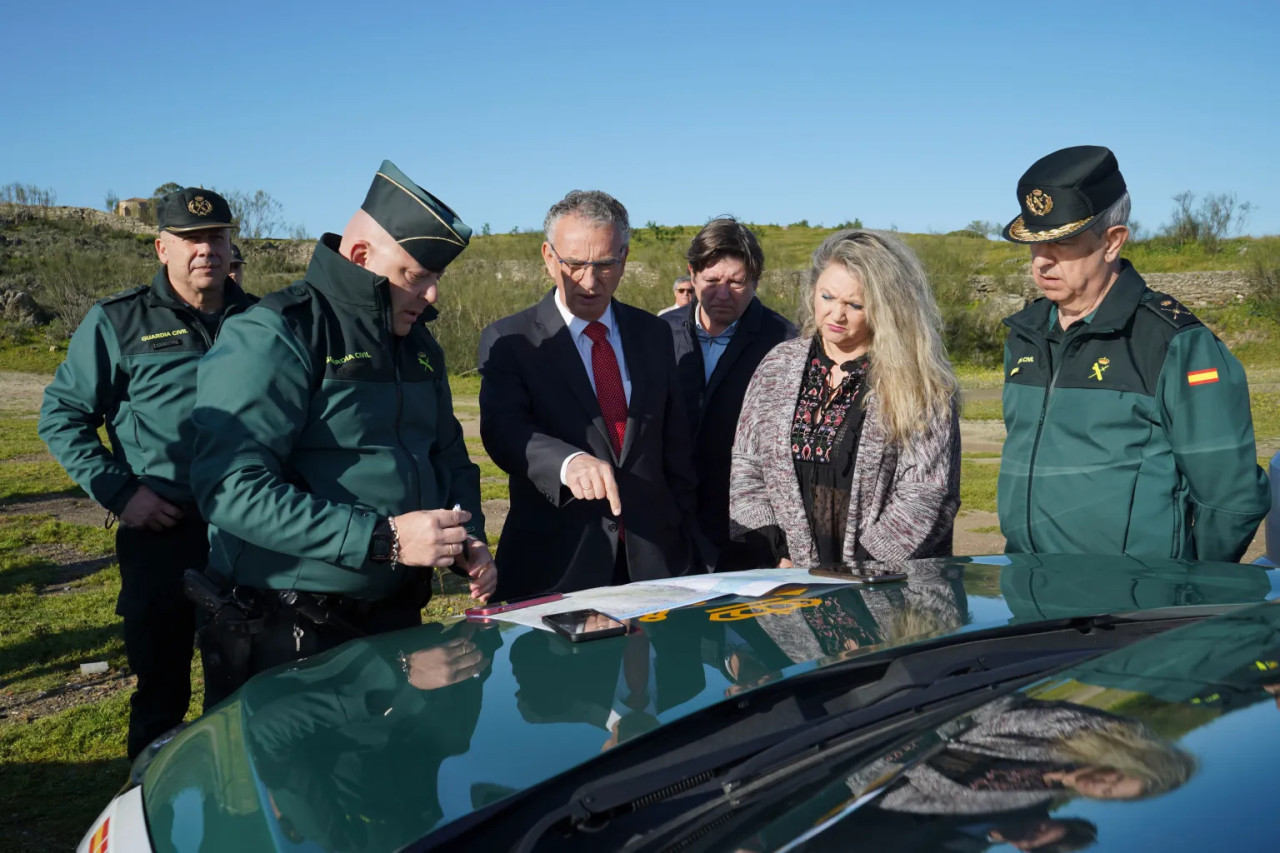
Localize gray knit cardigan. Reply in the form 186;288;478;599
729;337;961;565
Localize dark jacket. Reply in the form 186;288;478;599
478;290;703;599
663;298;796;560
39;269;256;512
998;261;1269;561
190;234;483;599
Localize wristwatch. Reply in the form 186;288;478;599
369;518;395;562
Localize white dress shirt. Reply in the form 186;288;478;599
555;290;632;484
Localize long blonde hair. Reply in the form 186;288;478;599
799;230;958;444
1058;723;1197;799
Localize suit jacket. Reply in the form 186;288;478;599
663;298;797;563
479;290;704;598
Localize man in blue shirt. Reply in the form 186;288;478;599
663;217;796;568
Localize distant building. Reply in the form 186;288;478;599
116;198;152;221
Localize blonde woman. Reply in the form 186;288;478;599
729;229;960;567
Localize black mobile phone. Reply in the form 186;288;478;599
808;565;909;584
542;608;629;643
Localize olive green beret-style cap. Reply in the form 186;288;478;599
157;188;235;233
361;160;472;271
1002;145;1127;244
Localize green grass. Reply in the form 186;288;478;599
0;516;120;693
1253;392;1280;443
961;398;1003;421
0;416;49;460
0;461;81;502
959;459;999;514
0;693;134;850
0;342;65;374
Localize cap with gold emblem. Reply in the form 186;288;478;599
156;188;235;233
360;160;471;272
1002;146;1127;244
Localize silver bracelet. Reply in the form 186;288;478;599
387;515;401;571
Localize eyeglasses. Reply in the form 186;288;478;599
548;243;624;280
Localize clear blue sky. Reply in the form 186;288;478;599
5;0;1278;238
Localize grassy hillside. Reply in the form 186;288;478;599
3;206;1279;374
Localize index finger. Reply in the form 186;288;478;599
448;506;472;527
600;466;622;517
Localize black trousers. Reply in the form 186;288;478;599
115;515;206;760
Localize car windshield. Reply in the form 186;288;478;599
679;599;1280;853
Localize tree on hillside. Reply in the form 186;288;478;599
964;220;1001;238
153;182;183;198
0;183;56;206
104;190;120;212
221;189;287;239
1161;191;1253;254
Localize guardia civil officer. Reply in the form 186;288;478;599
190;161;496;707
997;145;1269;561
39;188;256;759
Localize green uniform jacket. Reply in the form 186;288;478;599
38;270;256;513
190;234;483;600
998;261;1269;561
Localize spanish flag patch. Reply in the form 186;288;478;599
1187;368;1219;386
90;816;110;853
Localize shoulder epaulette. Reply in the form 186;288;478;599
256;282;313;313
1141;291;1203;329
98;285;149;305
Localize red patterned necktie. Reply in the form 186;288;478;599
584;321;627;456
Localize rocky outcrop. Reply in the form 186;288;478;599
971;269;1254;307
0;284;52;326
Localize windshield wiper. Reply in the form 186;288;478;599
420;611;1210;853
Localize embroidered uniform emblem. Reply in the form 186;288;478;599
1187;368;1220;386
187;196;213;216
1160;298;1188;320
417;352;433;373
1089;357;1110;382
1025;189;1054;216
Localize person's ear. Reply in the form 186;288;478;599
349;240;372;269
1103;225;1129;263
154;234;167;263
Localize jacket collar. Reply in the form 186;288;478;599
1004;259;1146;337
304;233;440;324
679;295;766;335
147;267;255;312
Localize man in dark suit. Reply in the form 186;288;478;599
663;217;796;568
479;190;705;598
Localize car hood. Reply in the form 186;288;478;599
139;554;1277;852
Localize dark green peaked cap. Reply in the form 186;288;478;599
361;160;472;271
157;187;235;233
1002;145;1127;244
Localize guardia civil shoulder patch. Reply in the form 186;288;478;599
1187;368;1220;386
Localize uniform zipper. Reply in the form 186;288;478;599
1021;334;1076;553
382;289;421;509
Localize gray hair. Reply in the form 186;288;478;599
543;190;630;248
673;274;691;290
1089;191;1131;235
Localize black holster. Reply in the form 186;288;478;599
186;570;267;709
